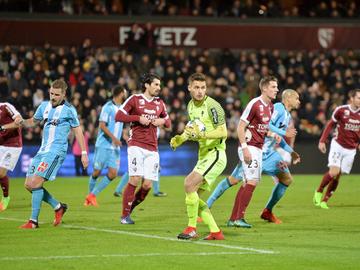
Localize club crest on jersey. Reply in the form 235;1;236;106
139;99;145;105
37;162;49;172
259;105;264;112
344;110;350;117
262;116;270;122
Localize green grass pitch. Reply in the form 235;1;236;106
1;174;359;270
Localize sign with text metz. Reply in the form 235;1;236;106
1;20;360;49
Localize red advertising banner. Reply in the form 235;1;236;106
0;19;359;50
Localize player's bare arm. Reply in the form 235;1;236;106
73;125;89;169
0;115;23;131
285;127;297;138
237;119;252;164
99;121;122;146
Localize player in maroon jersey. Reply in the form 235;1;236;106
313;89;360;209
115;73;171;224
0;102;23;211
228;76;281;227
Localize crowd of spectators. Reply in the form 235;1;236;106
1;40;359;145
1;0;360;19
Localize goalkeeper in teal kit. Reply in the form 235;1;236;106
170;72;227;240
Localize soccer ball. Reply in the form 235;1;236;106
186;119;206;137
186;119;206;132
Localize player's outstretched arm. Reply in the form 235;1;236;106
73;125;89;169
0;115;22;131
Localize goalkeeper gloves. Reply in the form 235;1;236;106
184;125;205;141
170;133;188;150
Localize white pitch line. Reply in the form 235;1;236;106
0;252;255;261
0;217;277;255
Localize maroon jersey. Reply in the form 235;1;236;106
118;94;169;151
331;105;360;149
240;96;274;149
0;102;22;147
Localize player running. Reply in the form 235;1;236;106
314;89;360;209
207;89;300;226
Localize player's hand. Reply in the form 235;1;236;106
184;124;204;141
242;147;252;164
139;116;151;126
274;134;282;144
285;127;297;138
112;138;122;147
81;153;89;169
318;142;327;154
14;118;24;126
151;118;165;127
291;151;301;165
170;135;184;150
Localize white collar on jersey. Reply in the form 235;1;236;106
348;104;360;113
259;96;270;106
141;94;155;102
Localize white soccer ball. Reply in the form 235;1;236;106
186;119;206;132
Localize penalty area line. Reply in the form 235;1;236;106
0;217;278;255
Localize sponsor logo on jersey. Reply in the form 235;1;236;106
210;108;218;124
144;109;156;114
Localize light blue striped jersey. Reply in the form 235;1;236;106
95;100;124;150
34;101;79;154
263;102;291;158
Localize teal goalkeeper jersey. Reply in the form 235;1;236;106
187;96;226;158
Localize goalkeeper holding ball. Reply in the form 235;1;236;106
170;72;227;240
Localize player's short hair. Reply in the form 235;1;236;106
51;79;68;93
188;72;206;84
281;89;298;101
140;73;161;91
112;85;126;98
349;89;360;98
259;76;278;91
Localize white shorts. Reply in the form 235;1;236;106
238;146;262;182
127;146;159;181
328;139;357;174
276;147;292;165
0;146;22;171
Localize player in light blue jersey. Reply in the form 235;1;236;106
206;89;300;227
8;80;89;229
84;85;127;207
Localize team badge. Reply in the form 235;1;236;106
37;162;49;172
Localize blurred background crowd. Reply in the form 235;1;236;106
1;35;359;144
1;0;359;18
